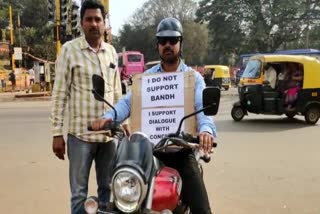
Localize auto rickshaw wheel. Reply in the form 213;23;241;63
305;107;320;125
231;106;245;121
285;112;296;119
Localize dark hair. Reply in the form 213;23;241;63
80;0;106;21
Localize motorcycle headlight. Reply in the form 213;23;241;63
112;168;147;213
84;196;98;214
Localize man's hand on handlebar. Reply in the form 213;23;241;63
91;118;113;131
199;131;215;154
122;124;131;137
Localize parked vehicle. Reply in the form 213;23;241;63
274;48;320;60
231;54;320;124
118;51;145;80
118;51;144;94
144;60;160;70
204;65;231;90
84;74;221;214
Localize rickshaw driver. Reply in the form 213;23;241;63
264;63;277;89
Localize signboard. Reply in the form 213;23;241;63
34;62;40;83
141;72;184;108
141;107;185;142
14;47;22;60
131;71;197;144
14;68;20;74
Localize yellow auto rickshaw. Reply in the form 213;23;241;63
204;65;231;90
231;55;320;124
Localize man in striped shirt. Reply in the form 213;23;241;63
50;1;125;213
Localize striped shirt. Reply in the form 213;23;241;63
50;36;122;143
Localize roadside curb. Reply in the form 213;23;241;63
15;92;51;98
0;92;52;103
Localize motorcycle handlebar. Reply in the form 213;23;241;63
154;132;217;152
85;122;124;138
181;132;217;148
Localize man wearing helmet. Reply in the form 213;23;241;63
92;17;216;213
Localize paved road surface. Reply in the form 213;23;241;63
0;94;319;213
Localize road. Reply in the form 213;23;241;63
0;92;319;214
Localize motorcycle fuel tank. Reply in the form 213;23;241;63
152;166;182;211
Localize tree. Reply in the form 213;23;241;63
0;0;56;62
0;0;23;30
196;0;320;65
20;0;48;28
117;0;209;65
118;24;158;62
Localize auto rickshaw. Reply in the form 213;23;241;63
204;65;231;90
231;55;320;124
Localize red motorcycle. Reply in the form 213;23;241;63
84;74;220;214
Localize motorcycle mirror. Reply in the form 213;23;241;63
91;74;119;121
92;74;105;102
202;87;220;116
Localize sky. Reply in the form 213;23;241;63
76;0;147;36
109;0;147;36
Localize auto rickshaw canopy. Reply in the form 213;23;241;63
204;65;230;79
248;54;320;89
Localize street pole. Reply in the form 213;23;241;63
18;11;22;69
9;5;15;72
100;0;111;43
55;0;61;56
18;12;21;48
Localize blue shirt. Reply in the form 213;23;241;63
103;61;217;137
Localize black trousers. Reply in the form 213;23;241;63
154;150;212;214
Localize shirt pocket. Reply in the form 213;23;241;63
71;64;91;92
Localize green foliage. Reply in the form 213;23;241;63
0;1;23;29
118;24;158;62
21;0;49;28
0;0;56;62
117;0;209;65
196;0;320;65
3;0;320;67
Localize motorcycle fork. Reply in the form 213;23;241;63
145;171;156;209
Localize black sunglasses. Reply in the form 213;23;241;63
158;37;180;46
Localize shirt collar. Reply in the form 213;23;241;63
79;36;106;52
158;59;186;72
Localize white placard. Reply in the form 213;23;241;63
14;47;22;60
14;68;20;74
141;72;184;108
141;107;185;144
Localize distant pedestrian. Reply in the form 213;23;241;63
8;71;16;92
28;67;35;86
27;67;35;93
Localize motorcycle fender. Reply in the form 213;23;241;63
233;101;242;107
152;167;182;211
